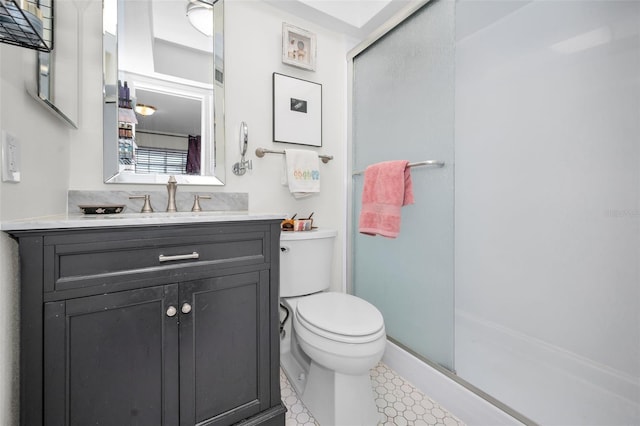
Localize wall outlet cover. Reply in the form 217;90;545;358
2;130;21;183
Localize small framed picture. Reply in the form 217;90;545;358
273;73;322;147
282;23;317;71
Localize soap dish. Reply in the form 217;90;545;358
79;205;126;215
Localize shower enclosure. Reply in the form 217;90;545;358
349;0;640;424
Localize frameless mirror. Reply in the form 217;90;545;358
31;0;79;127
102;0;225;185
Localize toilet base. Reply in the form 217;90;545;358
301;360;380;426
281;350;308;396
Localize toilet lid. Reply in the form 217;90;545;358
296;292;384;339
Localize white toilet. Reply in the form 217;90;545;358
279;229;386;426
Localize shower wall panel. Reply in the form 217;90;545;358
454;1;640;424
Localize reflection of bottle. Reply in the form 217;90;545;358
118;80;123;107
124;81;130;108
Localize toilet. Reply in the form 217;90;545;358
279;229;386;426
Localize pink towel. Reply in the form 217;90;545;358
359;160;414;238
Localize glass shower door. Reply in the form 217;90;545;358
351;0;456;370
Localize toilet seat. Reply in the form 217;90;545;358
295;292;385;344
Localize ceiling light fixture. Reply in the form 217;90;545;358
186;0;217;37
134;104;156;116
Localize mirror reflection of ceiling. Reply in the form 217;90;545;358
119;0;213;84
135;89;201;137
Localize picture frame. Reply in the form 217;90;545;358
273;73;322;147
282;23;317;71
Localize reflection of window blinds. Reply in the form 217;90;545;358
135;147;187;174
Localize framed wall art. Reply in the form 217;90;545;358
282;23;317;71
273;73;322;147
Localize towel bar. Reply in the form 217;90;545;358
255;147;333;164
352;160;445;176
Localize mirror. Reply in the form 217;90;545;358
102;0;225;185
31;0;80;127
239;121;248;156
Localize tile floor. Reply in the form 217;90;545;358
280;362;465;426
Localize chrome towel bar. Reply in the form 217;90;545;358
255;147;333;164
352;160;445;176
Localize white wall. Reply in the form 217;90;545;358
223;0;348;292
0;46;71;220
454;1;640;424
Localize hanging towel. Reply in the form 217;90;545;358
359;160;414;238
282;149;321;198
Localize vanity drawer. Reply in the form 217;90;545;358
42;224;271;294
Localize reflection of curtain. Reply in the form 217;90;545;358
186;135;201;174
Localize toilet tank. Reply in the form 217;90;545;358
280;229;337;297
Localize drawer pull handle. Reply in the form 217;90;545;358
159;252;200;262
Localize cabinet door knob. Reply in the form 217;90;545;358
181;303;192;314
166;306;177;317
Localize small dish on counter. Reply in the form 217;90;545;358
78;205;126;215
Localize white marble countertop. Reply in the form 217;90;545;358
1;211;286;232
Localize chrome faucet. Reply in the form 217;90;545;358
129;194;154;213
191;194;212;212
166;175;178;212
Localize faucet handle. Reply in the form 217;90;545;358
191;195;212;212
129;195;154;213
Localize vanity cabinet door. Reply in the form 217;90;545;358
179;270;271;426
43;285;180;426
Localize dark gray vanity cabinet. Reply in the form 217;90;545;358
9;220;285;426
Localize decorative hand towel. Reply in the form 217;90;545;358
282;149;321;198
359;160;414;238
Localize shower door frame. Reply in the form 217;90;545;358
344;2;533;424
345;0;454;369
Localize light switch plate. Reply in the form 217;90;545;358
2;130;21;183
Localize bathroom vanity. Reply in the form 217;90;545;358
4;214;285;426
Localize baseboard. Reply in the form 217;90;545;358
382;339;527;426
